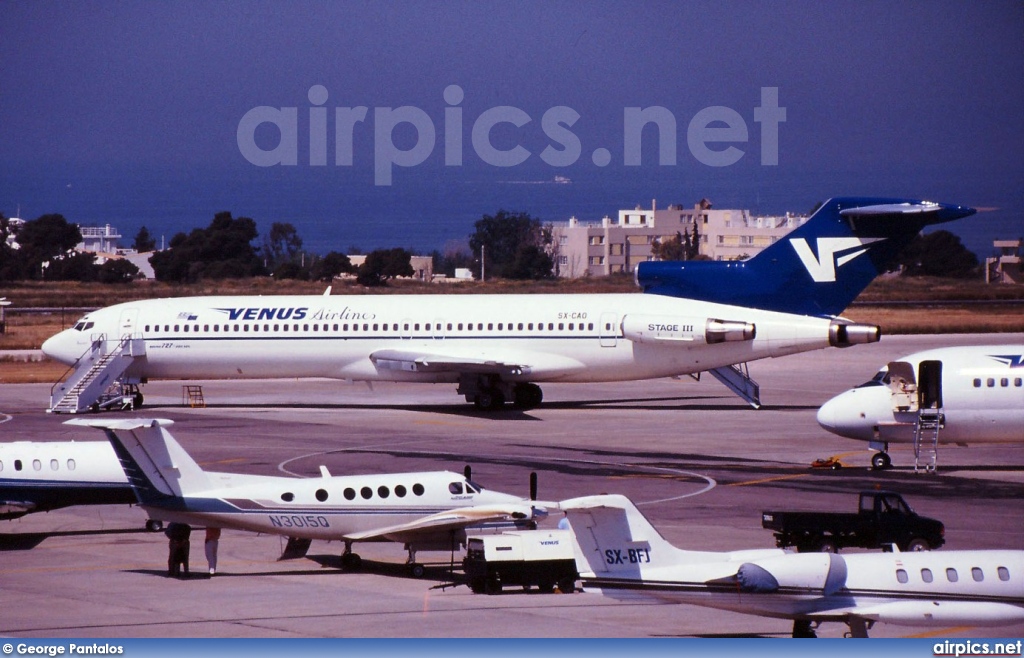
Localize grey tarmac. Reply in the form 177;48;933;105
1;333;1022;638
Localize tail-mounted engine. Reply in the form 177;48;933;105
621;315;755;346
829;321;881;348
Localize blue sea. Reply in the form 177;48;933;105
2;160;1021;261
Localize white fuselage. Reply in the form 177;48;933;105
41;293;843;386
817;346;1024;444
584;549;1024;629
146;469;535;542
0;441;132;518
562;494;1024;634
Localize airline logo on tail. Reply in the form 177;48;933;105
790;237;886;283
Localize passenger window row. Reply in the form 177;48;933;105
279;481;428;503
142;322;598;335
0;458;77;472
972;377;1023;388
895;565;1011;584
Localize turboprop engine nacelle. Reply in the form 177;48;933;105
621;315;756;346
828;321;881;348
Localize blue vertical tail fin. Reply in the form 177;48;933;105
636;197;975;317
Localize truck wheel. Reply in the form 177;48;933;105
484;575;502;595
557;577;576;593
905;538;931;551
538;580;555;594
469;578;486;594
817;538;837;553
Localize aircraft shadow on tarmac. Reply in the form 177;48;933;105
123;555;465;584
0;527;151;551
137;394;819;418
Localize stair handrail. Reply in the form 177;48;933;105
49;333;109;401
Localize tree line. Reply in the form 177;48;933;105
0;207;981;286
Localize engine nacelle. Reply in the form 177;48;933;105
736;552;848;595
621;315;755;346
706;318;757;344
829;321;882;348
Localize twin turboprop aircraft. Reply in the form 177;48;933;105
40;197;973;412
817;345;1024;469
561;494;1024;638
65;418;546;576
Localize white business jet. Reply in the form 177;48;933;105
0;440;143;523
561;493;1024;637
66;418;545;575
817;345;1024;469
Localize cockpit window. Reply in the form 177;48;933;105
449;482;464;494
72;321;95;332
465;480;482;494
855;369;889;388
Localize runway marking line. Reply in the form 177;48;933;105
727;473;810;487
906;625;977;638
413;420;487;429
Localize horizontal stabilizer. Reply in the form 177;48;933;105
65;418;175;431
839;202;942;216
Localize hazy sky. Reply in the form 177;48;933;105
1;1;1021;253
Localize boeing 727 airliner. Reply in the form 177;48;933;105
41;198;973;411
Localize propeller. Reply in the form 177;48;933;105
530;471;537;501
464;465;471;481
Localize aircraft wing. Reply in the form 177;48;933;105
343;503;538;543
369;346;585;378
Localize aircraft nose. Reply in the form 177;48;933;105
817;389;878;441
41;330;81;365
816;397;841;433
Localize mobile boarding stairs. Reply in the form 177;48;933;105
48;334;145;414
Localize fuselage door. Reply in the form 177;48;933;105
118;308;140;340
599;312;618;347
918;360;943;410
887;361;918;412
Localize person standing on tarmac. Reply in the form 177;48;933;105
205;527;221;576
165;523;191;578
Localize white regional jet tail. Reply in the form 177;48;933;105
560;494;685;576
560;494;780;580
64;418;211;503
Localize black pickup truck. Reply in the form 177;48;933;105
761;491;945;553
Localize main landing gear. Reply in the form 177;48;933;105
458;375;543;411
339;542;429;578
340;542;363;570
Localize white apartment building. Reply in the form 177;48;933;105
552;199;807;278
77;224;122;253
